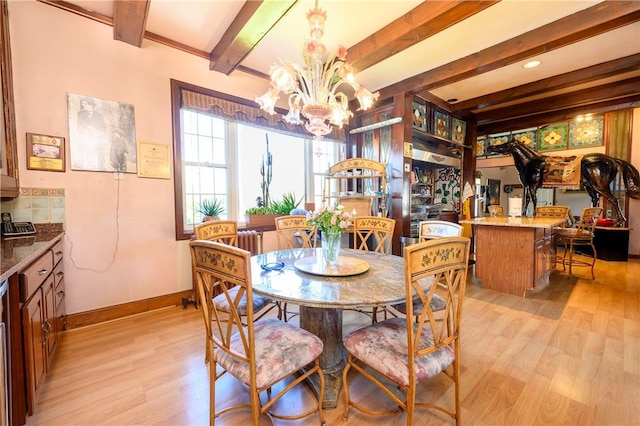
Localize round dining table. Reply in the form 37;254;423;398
251;247;406;409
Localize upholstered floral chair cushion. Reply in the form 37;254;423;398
212;285;271;315
215;318;323;389
343;317;454;387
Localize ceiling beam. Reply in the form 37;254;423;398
113;0;150;47
478;94;640;134
376;1;640;101
452;53;640;112
475;77;640;125
347;0;499;72
209;0;297;75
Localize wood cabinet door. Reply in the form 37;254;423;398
21;287;46;414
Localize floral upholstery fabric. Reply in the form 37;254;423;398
215;318;323;389
212;286;271;315
391;293;446;316
343;317;454;387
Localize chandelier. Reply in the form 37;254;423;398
255;0;379;139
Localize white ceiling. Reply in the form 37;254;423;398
54;0;640;123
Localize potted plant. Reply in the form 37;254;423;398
244;192;304;227
197;198;225;222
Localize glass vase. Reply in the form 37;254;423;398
322;229;341;266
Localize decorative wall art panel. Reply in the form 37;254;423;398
67;93;137;173
538;123;568;151
434;110;450;139
452;118;466;144
476;136;486;158
569;115;603;148
511;128;537;150
486;132;510;156
412;101;427;131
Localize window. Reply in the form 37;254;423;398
171;80;342;240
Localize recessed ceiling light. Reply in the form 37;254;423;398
523;60;541;69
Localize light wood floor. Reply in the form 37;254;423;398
26;256;640;425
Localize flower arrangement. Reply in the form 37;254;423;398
306;204;354;234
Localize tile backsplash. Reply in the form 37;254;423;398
1;187;66;228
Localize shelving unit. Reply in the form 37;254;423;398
323;158;387;217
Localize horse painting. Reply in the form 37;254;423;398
486;139;640;225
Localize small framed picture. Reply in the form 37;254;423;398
26;133;66;172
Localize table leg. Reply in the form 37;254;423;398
299;306;345;409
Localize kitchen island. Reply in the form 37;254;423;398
460;216;566;297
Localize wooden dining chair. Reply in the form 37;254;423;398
193;220;238;246
192;220;276;362
274;215;318;249
418;220;463;240
487;205;504;216
274;215;318;321
342;237;471;425
387;220;463;323
190;240;325;426
535;205;572;226
352;215;396;323
555;207;602;278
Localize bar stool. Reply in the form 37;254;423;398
555;207;602;278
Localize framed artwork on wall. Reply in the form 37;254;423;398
412;101;426;131
512;128;537;150
476;136;486;158
452;118;466;144
538;123;568;151
434;110;450;139
486;132;510;156
569;115;603;148
26;133;65;172
487;178;501;206
67;93;137;173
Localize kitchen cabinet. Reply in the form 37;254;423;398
19;239;64;415
0;280;8;426
0;0;19;199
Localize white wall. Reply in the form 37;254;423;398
9;1;271;314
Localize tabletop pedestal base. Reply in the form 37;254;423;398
300;306;346;409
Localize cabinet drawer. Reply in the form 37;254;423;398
20;251;54;303
52;240;63;266
53;261;64;288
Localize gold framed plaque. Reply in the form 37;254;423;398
137;141;170;179
26;133;66;172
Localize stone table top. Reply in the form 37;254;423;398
251;248;406;309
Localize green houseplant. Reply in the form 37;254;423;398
197;198;225;222
244;192;304;226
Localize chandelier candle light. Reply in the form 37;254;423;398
256;0;379;139
307;204;354;265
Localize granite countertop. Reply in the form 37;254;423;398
0;231;64;283
251;248;408;309
459;216;566;229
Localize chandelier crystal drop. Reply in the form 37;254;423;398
256;0;379;139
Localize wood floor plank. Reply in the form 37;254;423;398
24;259;640;425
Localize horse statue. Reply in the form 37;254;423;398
486;139;640;225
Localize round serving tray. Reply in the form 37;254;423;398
294;256;369;277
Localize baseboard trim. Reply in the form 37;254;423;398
629;254;640;259
65;290;193;329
